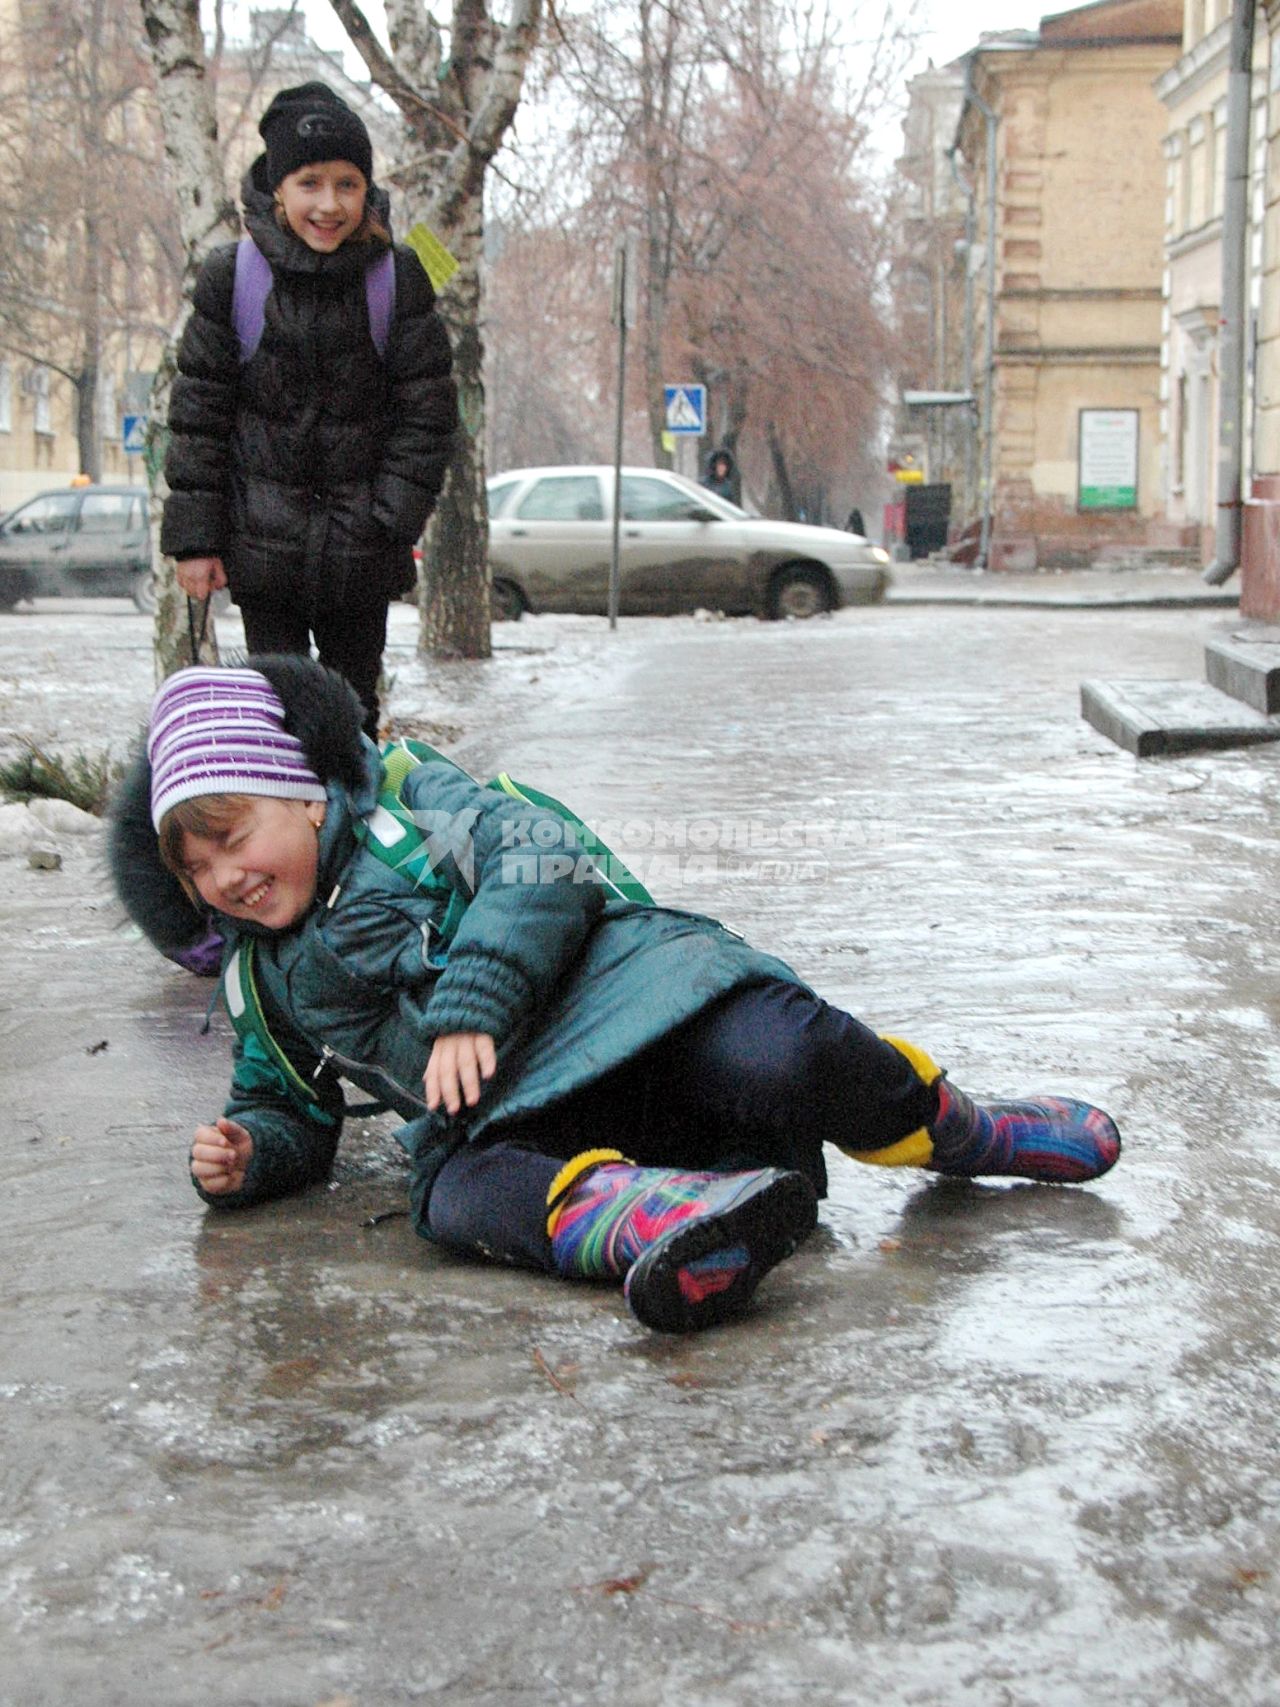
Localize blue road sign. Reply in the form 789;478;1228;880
664;384;706;435
122;414;147;455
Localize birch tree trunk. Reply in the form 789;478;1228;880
77;0;107;483
329;0;542;659
138;0;239;679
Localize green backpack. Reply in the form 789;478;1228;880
221;737;653;1115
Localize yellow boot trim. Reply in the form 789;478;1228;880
848;1035;943;1170
852;1128;935;1168
545;1148;630;1236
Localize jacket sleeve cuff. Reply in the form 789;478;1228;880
419;949;534;1044
373;471;433;545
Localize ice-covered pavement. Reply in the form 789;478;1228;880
2;591;1279;1706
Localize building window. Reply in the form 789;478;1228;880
0;362;10;433
1187;116;1207;230
31;367;51;436
1165;133;1184;236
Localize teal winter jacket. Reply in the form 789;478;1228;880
108;658;805;1235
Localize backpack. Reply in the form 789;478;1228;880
231;235;396;363
353;738;654;918
220;738;654;1116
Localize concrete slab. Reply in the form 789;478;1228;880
887;562;1239;609
1080;675;1280;756
1204;626;1280;713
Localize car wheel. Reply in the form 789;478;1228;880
0;569;26;612
490;577;525;622
131;570;158;614
769;565;831;620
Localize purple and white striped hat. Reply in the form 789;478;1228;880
148;666;327;829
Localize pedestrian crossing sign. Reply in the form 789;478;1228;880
122;414;147;455
663;384;706;435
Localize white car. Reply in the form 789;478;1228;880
485;465;890;620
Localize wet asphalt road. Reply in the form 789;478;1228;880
2;589;1279;1706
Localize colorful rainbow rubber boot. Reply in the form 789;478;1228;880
853;1038;1121;1183
546;1149;817;1333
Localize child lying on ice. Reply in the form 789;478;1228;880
109;658;1120;1334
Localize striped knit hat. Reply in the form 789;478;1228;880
148;666;327;830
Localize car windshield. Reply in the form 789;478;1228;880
619;474;715;521
664;473;750;519
487;478;519;517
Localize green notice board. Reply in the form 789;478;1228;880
1078;409;1138;510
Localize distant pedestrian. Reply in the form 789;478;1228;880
845;506;866;535
161;80;458;738
111;657;1123;1337
701;447;742;506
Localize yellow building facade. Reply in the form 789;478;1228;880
1157;0;1267;567
1241;0;1280;617
954;0;1182;569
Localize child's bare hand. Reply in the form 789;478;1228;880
191;1117;253;1194
425;1033;496;1115
175;556;228;599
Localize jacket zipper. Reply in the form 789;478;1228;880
315;1043;429;1113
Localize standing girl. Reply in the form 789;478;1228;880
161;81;458;737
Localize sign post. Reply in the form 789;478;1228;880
609;230;640;630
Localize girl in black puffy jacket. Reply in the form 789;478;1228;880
161;81;458;737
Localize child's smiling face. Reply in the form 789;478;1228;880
277;159;368;252
181;796;326;930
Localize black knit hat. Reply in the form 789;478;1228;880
259;81;373;190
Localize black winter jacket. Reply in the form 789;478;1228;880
160;161;458;610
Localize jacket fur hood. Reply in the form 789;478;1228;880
107;655;367;956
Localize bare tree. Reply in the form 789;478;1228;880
0;0;174;480
327;0;544;659
485;215;624;469
487;0;912;516
547;0;709;465
139;0;240;675
678;72;895;519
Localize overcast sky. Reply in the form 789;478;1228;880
239;0;1052;172
263;0;1052;81
242;0;1054;188
913;0;1049;70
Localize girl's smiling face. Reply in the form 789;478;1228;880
181;796;326;930
277;159;368;252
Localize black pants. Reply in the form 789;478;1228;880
240;595;390;739
424;979;936;1271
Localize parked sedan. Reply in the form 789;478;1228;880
485;465;891;620
0;485;155;613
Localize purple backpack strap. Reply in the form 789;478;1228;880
365;249;396;359
233;236;395;362
231;236;272;363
